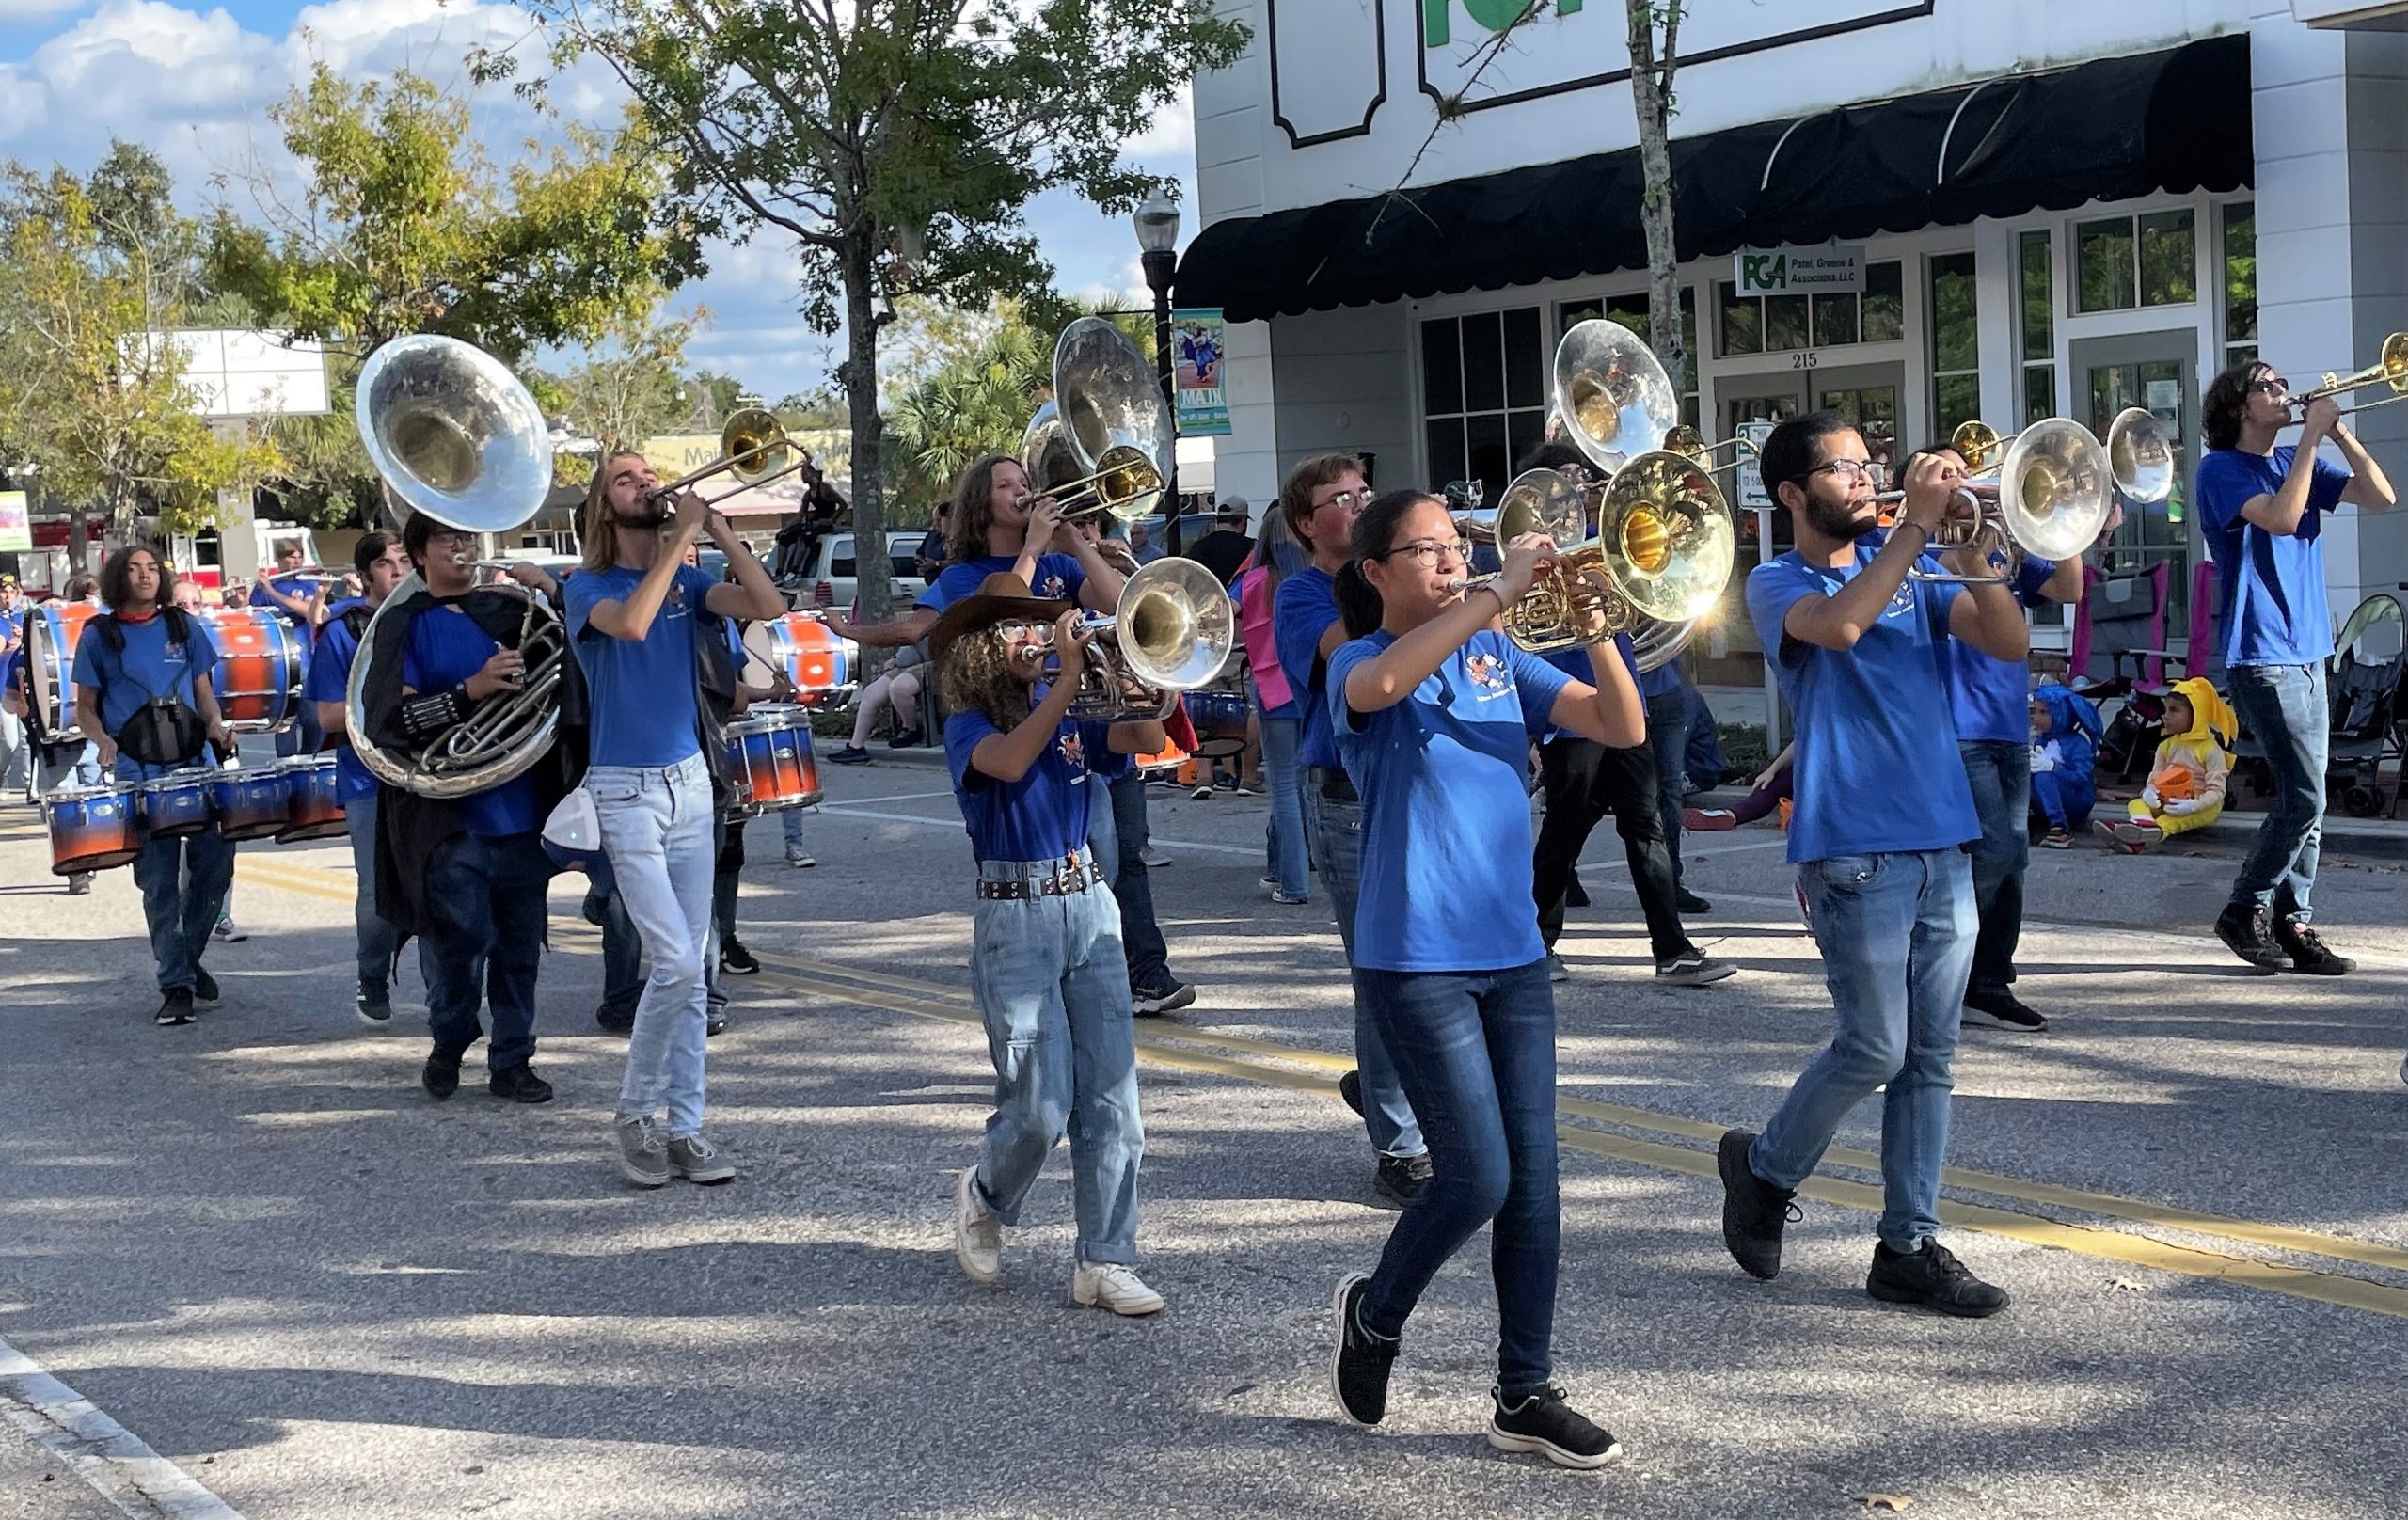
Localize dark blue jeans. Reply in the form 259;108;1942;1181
1356;958;1560;1396
2226;663;2326;922
1957;739;2031;999
418;831;553;1071
1646;688;1690;885
1086;769;1171;990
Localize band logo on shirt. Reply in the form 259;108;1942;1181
1465;652;1515;700
1883;582;1917;620
1057;729;1086;773
1037;574;1068;598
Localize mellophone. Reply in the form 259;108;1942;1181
42;755;347;878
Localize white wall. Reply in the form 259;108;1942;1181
1268;305;1418;498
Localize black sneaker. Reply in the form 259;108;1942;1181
1486;1384;1622;1470
705;1008;728;1037
422;1048;463;1100
826;744;871;766
489;1066;554;1104
1337;1069;1365;1117
2274;920;2354;975
192;968;220;1004
1328;1273;1399;1427
2213;903;2288;971
595;1005;637;1035
1656;949;1737;987
886;728;925;749
154;989;197;1027
721;941;761;975
355;980;391;1026
1132;979;1196;1017
1717;1128;1798;1280
1962;989;2048;1032
1372;1152;1433;1208
1676;889;1713;915
1865;1238;2009;1318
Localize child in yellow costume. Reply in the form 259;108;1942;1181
2099;677;2234;852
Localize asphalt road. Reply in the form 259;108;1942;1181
3;754;2404;1520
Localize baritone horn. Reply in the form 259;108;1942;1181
1020;318;1173;522
1022;557;1235;720
347;333;567;800
1555;318;1682;474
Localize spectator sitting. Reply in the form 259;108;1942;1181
2027;681;2101;847
2101;676;2233;853
1128;521;1167;565
1687;741;1793;831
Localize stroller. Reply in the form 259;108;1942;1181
2327;594;2406;817
2089;676;2170;785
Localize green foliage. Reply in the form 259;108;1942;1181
555;305;712;450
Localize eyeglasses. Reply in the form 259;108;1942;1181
427;530;479;547
994;621;1054;642
1371;538;1468;566
1801;457;1885;486
2247;378;2289;396
1312;489;1372;514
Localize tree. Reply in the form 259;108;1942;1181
0;149;281;566
499;1;1249;625
1624;2;1687;395
558;304;713;451
886;301;1055;505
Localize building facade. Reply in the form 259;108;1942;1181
1177;0;2407;679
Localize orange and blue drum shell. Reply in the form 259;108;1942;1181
209;767;293;842
24;602;101;738
744;614;854;706
200;608;305;732
135;773;216;839
44;784;140;875
273;756;347;843
722;705;821;814
1184;689;1251;760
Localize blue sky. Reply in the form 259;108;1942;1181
0;0;1200;404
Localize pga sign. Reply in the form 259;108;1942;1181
1734;246;1867;297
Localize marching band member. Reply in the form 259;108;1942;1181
1323;489;1640;1469
565;451;784;1189
1720;413;2026;1317
359;516;567;1102
1269;453;1432;1206
305;530;412;1026
71;546;235;1027
250;538;329;759
935;572;1167;1316
0;575;28;801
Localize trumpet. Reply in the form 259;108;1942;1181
1871;417;2127;585
1015;558;1234;720
2285;332;2408;420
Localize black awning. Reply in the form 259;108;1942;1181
1178;34;2250;323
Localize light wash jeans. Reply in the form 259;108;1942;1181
1253;683;1308;901
0;705;27;793
590;752;717;1137
968;855;1144;1265
115;757;236;994
782;808;808;851
2226;662;2326;923
1751;847;1974;1251
37;740;101;794
1308;776;1425;1160
1084;771;1172;990
346;787;402;990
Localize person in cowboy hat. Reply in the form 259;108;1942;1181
933;572;1170;1318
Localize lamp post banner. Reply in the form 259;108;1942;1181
1169;308;1230;437
0;491;28;554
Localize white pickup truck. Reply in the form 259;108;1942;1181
778;530;931;616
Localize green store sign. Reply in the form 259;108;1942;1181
1426;0;1584;48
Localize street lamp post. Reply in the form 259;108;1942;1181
1133;190;1182;556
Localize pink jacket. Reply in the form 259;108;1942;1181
1235;563;1291;710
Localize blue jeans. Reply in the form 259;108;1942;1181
594;857;644;1022
1085;770;1171;990
1957;739;2030;999
118;759;235;994
1646;688;1691;885
418;831;553;1071
1752;847;1974;1251
781;808;808;849
591;753;718;1137
1356;958;1560;1395
1254;696;1308;900
346;788;402;989
969;860;1144;1264
38;740;100;793
1309;780;1425;1160
2226;663;2326;922
274;695;323;759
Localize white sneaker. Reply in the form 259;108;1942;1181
1070;1261;1164;1316
1189;784;1213;800
784;844;816;868
1139;845;1172;868
954;1167;1002;1283
213;919;248;943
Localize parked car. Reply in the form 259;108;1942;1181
782;530;928;614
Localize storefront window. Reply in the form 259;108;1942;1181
1720;263;1901;357
2223;199;2257;371
1421;308;1547;493
2076;211;2196;313
2019;229;2055;424
1862;262;1903;342
1929;251;1980;438
1718;281;1763;356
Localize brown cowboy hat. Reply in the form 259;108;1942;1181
927;572;1074;663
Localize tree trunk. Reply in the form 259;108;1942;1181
1626;3;1686;397
64;499;89;576
842;229;893;628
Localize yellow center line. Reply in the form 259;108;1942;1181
230;854;2408;1311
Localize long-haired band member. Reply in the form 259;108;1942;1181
566;450;785;1190
71;545;237;1026
1266;453;1433;1206
304;530;412;1026
252;537;330;761
1721;411;2030;1317
1323;489;1641;1469
359;515;576;1104
934;573;1168;1317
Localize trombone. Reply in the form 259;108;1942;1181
2286;331;2408;420
644;408;816;507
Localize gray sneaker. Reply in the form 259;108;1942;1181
668;1132;737;1185
616;1114;670;1188
1656;949;1737;987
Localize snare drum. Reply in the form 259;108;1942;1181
273;755;347;843
199;608;306;733
135;772;216;839
208;767;293;842
722;705;822;814
1183;689;1251;761
43;784;140;875
743;613;856;707
23;602;100;741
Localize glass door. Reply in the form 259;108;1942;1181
2070;333;2197;651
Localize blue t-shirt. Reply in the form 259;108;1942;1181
1943;557;2056;744
1329;628;1570;972
303;598;377;802
248;575;317;667
2198;446;2351;667
564;563;719;768
402;605;543;836
0;608;21;695
943;706;1116;863
1273;566;1345;769
69;612;218;743
1539;633;1633;745
918;553;1086;613
1746;544;1978;863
